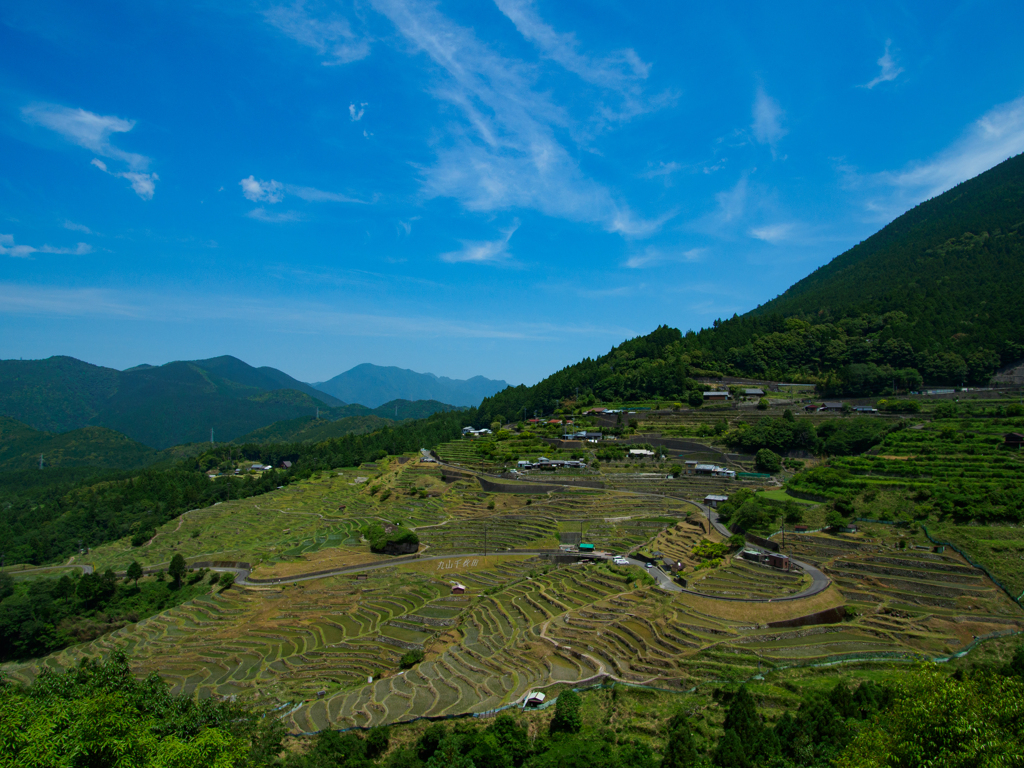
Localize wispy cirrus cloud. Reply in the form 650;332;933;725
63;220;92;234
493;0;672;125
715;175;748;223
623;246;703;269
440;220;520;264
22;104;159;199
369;0;667;237
245;208;305;223
751;86;787;156
641;161;681;180
349;102;367;121
0;281;633;342
1;233;93;259
263;1;371;64
852;96;1024;219
861;40;904;90
239;175;365;217
749;223;795;244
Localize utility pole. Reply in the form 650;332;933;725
210;428;214;445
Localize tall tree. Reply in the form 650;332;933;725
168;553;186;589
549;688;582;734
126;560;143;588
661;716;698;767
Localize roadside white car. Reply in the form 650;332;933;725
612;557;629;565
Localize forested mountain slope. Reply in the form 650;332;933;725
234;399;461;444
478;154;1024;421
0;355;341;448
0;416;160;472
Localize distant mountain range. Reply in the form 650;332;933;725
0;355;474;451
313;363;508;408
0;355;343;449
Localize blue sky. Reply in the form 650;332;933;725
3;0;1024;386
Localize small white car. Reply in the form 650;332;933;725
645;563;654;569
612;557;629;565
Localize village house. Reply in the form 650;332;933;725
1005;432;1024;449
703;391;731;401
704;494;729;508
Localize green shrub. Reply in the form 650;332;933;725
400;649;425;668
755;448;782;473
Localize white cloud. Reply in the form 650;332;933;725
240;176;285;203
23;103;158;199
263;2;371;64
286;184;362;203
715;176;748;222
0;284;137;317
90;159;158;200
493;0;670;124
239;175;363;206
749;223;794;244
1;233;93;258
440;220;520;264
623;246;703;269
861;40;904;89
23;104;149;169
63;220;92;234
370;0;666;237
349;102;367;121
0;282;633;342
861;96;1024;217
245;208;304;223
641;161;681;179
751;87;787;153
120;172;158;201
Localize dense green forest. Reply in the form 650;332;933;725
0;416;163;472
478;154;1024;423
0;566;221;662
0;410;473;566
0;651;284;767
235;400;462;444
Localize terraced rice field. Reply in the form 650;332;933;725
416;515;560;553
651;520;721;567
686;559;810;600
10;443;1024;735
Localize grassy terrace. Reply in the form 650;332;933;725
686;559;810;600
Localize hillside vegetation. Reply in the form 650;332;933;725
0;409;472;565
0;416;160;472
479;153;1024;422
